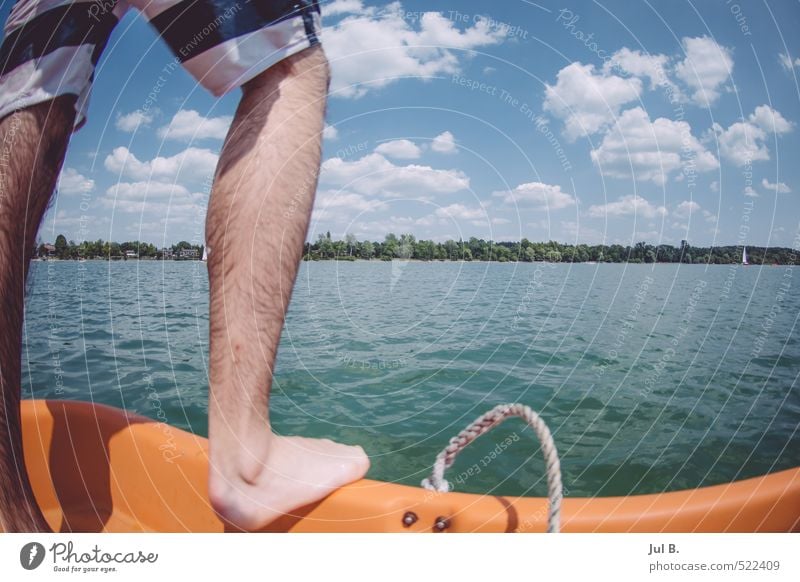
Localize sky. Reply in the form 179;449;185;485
4;0;800;248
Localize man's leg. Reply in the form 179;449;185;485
0;96;75;532
206;45;369;530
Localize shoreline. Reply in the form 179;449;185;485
30;257;793;266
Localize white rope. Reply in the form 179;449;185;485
421;403;563;533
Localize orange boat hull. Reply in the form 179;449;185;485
8;399;800;533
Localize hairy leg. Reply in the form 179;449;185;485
0;96;75;532
206;45;369;530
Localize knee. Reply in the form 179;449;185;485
241;45;330;98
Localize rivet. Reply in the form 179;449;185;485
433;516;450;532
402;511;418;527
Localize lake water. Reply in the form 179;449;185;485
23;260;800;497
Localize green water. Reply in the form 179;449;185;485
23;260;799;497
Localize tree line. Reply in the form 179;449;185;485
36;235;204;260
35;232;797;265
304;233;797;265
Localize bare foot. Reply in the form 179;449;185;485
209;435;370;530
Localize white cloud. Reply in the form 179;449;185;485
157;110;232;141
106;181;191;201
314;189;386;213
431;131;457;154
588;195;667;219
325;0;368;17
102;181;204;215
779;52;800;72
674;36;733;105
375;139;422;159
762;178;791;193
749;104;793;134
543;62;642;141
674;200;700;218
590;107;718;184
492;181;576;210
709;105;793;166
104;146;218;182
57;167;94;195
606;48;677;94
744;186;759;197
323;5;507;98
710;121;767;166
710;180;719;192
320;152;469;196
115;110;154;132
435;203;486;221
323;124;339;140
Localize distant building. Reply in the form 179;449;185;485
124;250;138;259
42;243;56;257
161;248;174;260
178;248;199;260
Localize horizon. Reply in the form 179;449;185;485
36;234;794;251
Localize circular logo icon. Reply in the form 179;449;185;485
19;542;45;570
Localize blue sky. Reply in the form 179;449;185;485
4;0;800;248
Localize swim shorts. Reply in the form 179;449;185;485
0;0;322;130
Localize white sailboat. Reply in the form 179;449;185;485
742;246;748;265
202;246;208;262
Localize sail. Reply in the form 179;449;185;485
742;246;748;265
202;246;208;262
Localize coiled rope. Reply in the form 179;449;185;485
421;403;563;533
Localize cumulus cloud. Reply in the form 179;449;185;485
710;121;767;166
708;105;793;166
115;110;154;132
102;181;204;215
314;189;386;213
744;186;759;197
605;47;676;93
674;36;733;105
588;195;667;218
57;167;94;195
590;107;718;184
431;131;457;153
320;152;469;196
323;4;507;98
543;62;641;141
157;110;232;141
492;181;576;210
674;200;700;218
749;104;793;134
325;0;367;16
375;139;422;159
762;178;791;193
323;124;339;140
104;146;218;182
435;203;487;222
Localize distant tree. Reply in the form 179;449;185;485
54;234;68;259
397;234;415;259
359;240;374;259
523;247;536;262
345;233;357;256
